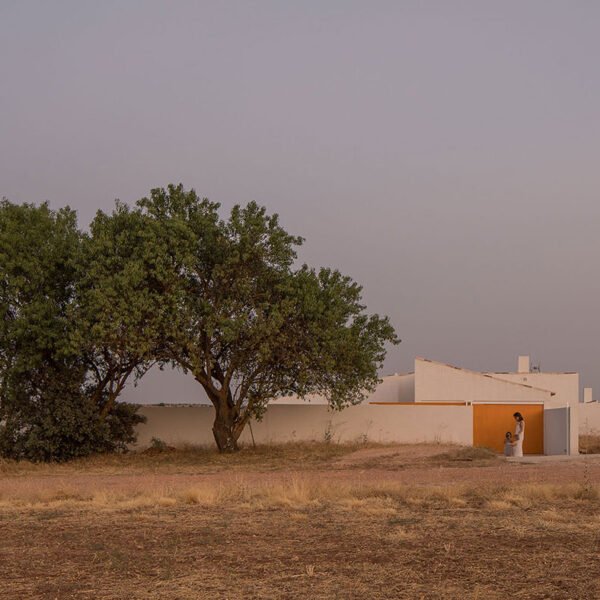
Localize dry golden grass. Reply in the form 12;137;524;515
425;445;499;467
0;472;597;510
580;433;600;454
2;479;600;599
0;440;385;477
2;443;600;599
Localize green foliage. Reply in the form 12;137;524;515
77;202;179;418
0;368;140;462
0;200;144;461
0;184;399;458
149;437;169;452
138;184;399;452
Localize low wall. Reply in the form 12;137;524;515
580;403;600;435
134;403;474;448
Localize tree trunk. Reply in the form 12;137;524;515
212;408;240;453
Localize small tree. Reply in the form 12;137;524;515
0;200;99;460
139;185;399;452
0;200;144;461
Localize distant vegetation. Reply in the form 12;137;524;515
580;434;600;454
0;185;398;460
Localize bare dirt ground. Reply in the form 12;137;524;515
1;443;600;599
2;444;599;499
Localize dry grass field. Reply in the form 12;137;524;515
580;433;600;455
1;442;600;600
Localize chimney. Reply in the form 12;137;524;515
584;387;593;403
517;355;530;373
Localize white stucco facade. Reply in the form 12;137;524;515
414;358;553;404
580;402;600;435
135;355;584;455
135;403;473;447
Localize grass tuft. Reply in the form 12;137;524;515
579;434;600;454
429;446;498;463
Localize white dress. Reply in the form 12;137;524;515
513;420;525;457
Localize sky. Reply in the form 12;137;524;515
2;1;600;403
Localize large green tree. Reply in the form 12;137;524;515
139;185;399;452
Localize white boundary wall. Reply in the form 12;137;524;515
580;403;600;435
135;403;473;448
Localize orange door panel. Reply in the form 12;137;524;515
473;404;544;455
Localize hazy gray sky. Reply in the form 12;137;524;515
2;1;600;402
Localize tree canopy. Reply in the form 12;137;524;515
138;185;399;451
0;200;145;461
0;185;399;459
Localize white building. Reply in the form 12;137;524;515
268;355;578;454
137;355;582;455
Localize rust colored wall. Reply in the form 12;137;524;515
473;404;544;454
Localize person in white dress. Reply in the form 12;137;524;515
512;412;525;457
504;432;513;456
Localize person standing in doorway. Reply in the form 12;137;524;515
513;412;525;457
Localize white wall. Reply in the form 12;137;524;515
488;372;579;404
134;402;473;448
414;358;553;404
128;358;583;455
379;373;415;403
579;403;600;435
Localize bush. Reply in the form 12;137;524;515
0;366;146;462
0;200;147;462
579;434;600;454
